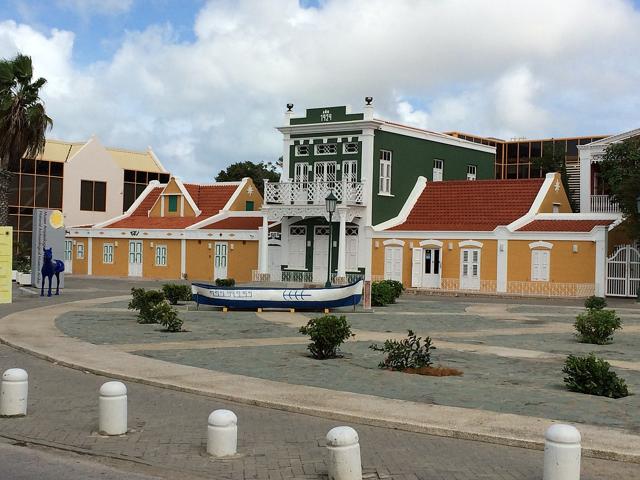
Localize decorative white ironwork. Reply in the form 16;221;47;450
590;195;620;213
264;181;364;206
251;270;271;282
315;144;337;155
331;272;364;283
281;270;313;283
606;244;640;297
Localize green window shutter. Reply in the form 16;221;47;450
245;200;254;211
168;195;178;212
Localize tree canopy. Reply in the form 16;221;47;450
215;160;280;195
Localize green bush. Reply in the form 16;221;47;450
370;330;434;370
371;281;396;306
380;280;404;299
162;283;192;305
584;295;607;310
574;308;622;344
152;301;183;332
13;254;31;273
563;354;629;398
128;288;166;324
215;278;236;287
299;315;354;359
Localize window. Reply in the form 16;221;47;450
103;244;114;264
531;250;550;281
466;165;477;181
245;200;254;211
295;144;309;156
80;180;106;212
315;143;337;155
433;159;443;182
155;245;167;266
379;150;392;194
294;162;309;184
167;195;178;213
76;243;85;260
343;142;358;154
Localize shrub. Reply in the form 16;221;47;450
13;254;31;273
584;295;607;310
152;301;183;332
380;280;404;299
370;330;434;370
128;288;166;324
574;309;622;344
299;315;354;359
162;283;192;305
563;354;629;398
215;278;236;287
371;281;396;306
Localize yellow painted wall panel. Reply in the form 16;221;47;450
185;240;213;281
228;178;264;211
91;238;129;277
227;241;259;283
538;173;572;213
143;239;182;279
0;227;12;304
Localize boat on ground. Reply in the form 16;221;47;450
191;279;363;309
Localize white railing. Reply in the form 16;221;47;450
281;270;314;283
264;180;364;206
590;195;620;213
331;272;365;284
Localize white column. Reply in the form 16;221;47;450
496;236;508;293
180;238;186;279
88;237;93;275
258;214;269;276
337;207;347;280
594;226;607;297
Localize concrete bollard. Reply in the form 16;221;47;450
326;426;362;480
99;381;128;435
0;368;28;417
207;409;238;457
543;424;581;480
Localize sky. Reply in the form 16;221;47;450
0;0;639;181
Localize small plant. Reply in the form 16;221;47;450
370;330;434;370
162;283;192;305
584;295;607;310
215;278;236;287
563;354;629;398
574;308;622;345
299;315;354;359
128;288;166;324
152;301;183;332
371;281;396;306
381;280;404;299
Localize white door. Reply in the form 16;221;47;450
268;243;282;281
384;247;403;282
411;248;423;287
422;248;441;288
214;242;228;279
460;248;480;290
343;160;358;202
293;162;309;203
64;240;73;273
345;226;358;271
314;161;337;203
288;226;307;269
433;159;443;182
313;226;330;283
128;240;143;277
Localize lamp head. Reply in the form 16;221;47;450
325;191;338;214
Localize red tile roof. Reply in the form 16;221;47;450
389;179;544;231
202;217;263;230
517;220;613;232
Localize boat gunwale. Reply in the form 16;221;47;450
191;279;363;292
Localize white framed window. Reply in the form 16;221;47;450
155;245;168;266
343;142;359;154
531;249;550;281
288;226;307;269
433;159;444;182
76;243;85;260
64;240;72;261
315;143;337;155
466;164;477;180
342;160;357;182
379;150;392;194
294;162;309;183
295;144;309;156
103;243;114;264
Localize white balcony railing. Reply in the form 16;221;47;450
264;180;364;206
590;195;620;213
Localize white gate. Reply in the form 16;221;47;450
606;244;640;297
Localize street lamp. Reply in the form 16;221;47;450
325;190;338;288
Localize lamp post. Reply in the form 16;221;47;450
636;194;640;213
325;191;337;288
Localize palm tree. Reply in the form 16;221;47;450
0;54;52;226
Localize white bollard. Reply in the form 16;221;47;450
99;381;127;435
207;409;238;457
326;426;362;480
0;368;28;417
543;424;581;480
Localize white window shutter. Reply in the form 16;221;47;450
411;248;422;287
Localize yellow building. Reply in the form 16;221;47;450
67;177;266;283
371;173;618;297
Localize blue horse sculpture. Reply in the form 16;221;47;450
40;247;65;297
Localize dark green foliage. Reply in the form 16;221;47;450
128;288;166;324
162;283;192;305
152;301;183;332
215;278;236;287
370;330;434;370
574;308;622;344
299;315;354;359
214;161;279;195
13;253;30;273
563;354;629;398
380;280;404;299
584;295;607;310
371;281;396;306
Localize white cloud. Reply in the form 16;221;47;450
1;0;640;181
56;0;133;16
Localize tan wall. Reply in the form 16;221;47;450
149;179;196;218
72;238;88;275
185;239;258;283
91;238;129;277
228;178;263;211
538;173;572;213
227;241;259;282
142;239;182;280
185;240;213;281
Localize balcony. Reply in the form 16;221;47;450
264;180;365;206
590;195;620;213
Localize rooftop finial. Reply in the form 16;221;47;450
286;103;294;112
365;96;373;106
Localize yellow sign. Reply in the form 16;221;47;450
49;210;64;229
0;227;12;304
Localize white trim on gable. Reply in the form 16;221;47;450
459;240;483;248
187;210;265;230
373;176;427;231
91;181;162;228
222;177;250;211
173;177;202;216
529;241;553;250
419;239;443;247
147;146;168;173
383;239;405;247
506;173;557;232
